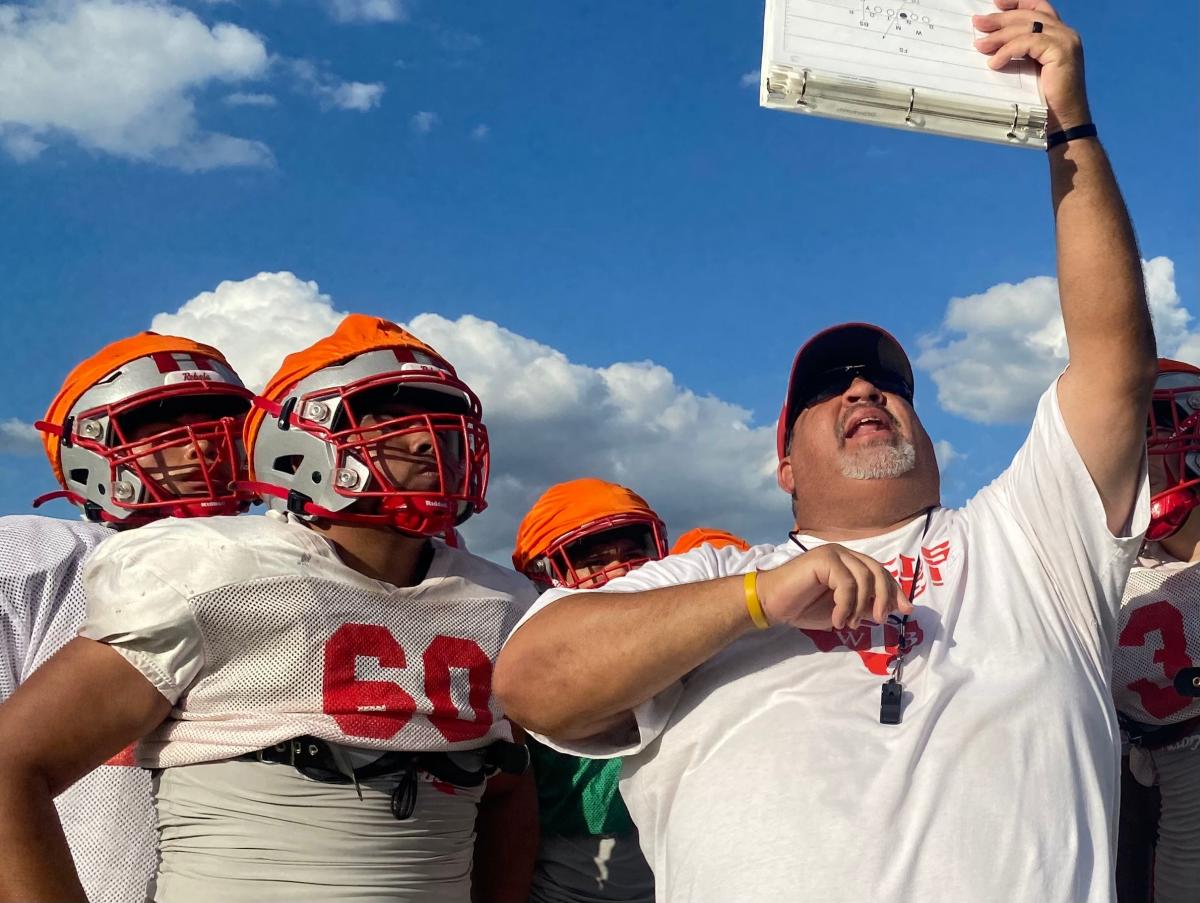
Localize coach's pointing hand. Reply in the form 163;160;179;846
754;544;911;631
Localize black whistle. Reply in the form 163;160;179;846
880;679;903;725
1174;667;1200;698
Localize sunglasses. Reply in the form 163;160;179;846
794;365;913;413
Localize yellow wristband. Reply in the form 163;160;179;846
743;571;770;630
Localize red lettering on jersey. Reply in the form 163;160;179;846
883;554;926;600
802;625;874;652
423;635;494;742
322;626;498;742
921;541;951;586
323;624;416;739
1119;600;1195;720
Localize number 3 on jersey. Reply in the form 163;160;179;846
322;623;494;742
1120;600;1196;720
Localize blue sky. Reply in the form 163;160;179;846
1;0;1196;560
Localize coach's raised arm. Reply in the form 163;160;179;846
496;4;1155;902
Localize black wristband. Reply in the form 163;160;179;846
1046;123;1098;150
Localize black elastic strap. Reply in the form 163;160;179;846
1046;123;1097;150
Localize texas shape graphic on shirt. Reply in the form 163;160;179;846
799;542;950;674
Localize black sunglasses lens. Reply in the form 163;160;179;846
799;368;909;411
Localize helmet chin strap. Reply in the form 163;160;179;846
32;489;247;525
240;481;457;538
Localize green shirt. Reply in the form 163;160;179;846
529;737;635;836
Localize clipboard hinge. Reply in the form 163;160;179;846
1005;103;1020;140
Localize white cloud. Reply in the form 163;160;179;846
411;315;783;561
326;0;406;23
147;273;787;561
917;257;1188;425
150;272;346;391
740;69;761;88
1;128;48;162
225;92;277;107
0;419;42;457
470;123;490;141
410;111;438;134
289;60;385;112
0;0;272;170
933;439;961;470
323;81;385;112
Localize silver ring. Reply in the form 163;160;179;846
1031;20;1044;34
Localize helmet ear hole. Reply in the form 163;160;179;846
272;455;302;475
69;468;89;485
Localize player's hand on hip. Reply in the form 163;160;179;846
972;0;1091;131
755;544;911;631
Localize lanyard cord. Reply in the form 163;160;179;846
788;506;936;683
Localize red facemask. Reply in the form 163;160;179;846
1146;376;1200;541
532;514;668;590
35;383;253;524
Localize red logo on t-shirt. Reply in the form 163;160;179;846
800;541;951;673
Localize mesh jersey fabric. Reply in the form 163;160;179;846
529;738;633;836
1114;545;1200;726
0;515;158;903
80;511;539;767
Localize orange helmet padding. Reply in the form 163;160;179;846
243;314;450;476
41;332;234;487
670;527;751;555
513;477;661;573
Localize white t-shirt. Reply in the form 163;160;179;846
514;381;1148;903
0;515;158;903
1113;544;1200;727
81;511;539;767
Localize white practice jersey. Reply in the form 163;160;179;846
81;511;539;767
1114;545;1200;726
0;515;158;903
514;380;1149;903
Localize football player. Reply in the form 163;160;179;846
670;527;750;556
512;477;667;903
0;315;537;903
1;332;254;903
1115;359;1200;903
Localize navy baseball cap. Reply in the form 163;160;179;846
776;323;914;459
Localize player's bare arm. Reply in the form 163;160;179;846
976;0;1155;535
0;637;170;902
496;544;909;740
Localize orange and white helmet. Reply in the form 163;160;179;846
513;478;667;590
34;333;253;524
670;527;751;555
242;314;489;537
1147;358;1200;541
